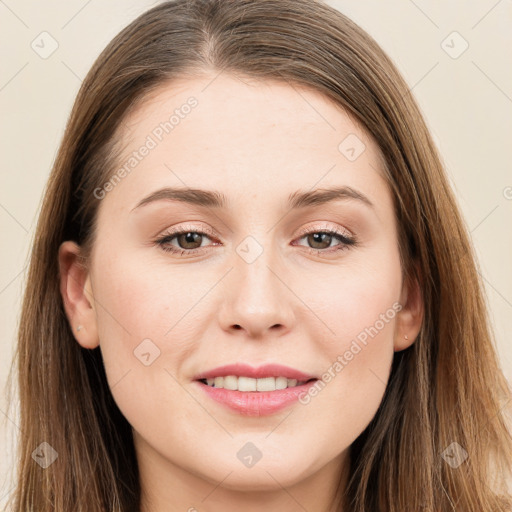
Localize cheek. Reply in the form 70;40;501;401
299;243;402;351
297;291;397;458
89;254;199;441
91;242;206;339
89;247;202;390
293;247;401;443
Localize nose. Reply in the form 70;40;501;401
217;240;295;339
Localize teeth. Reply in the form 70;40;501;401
257;377;277;391
223;375;238;390
203;376;307;391
275;376;288;390
239;376;256;391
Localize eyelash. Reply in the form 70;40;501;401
154;225;357;257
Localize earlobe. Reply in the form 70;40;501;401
58;241;100;349
394;266;424;352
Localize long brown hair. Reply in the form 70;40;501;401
5;0;512;510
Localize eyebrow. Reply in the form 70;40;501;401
130;185;374;212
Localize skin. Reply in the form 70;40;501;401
59;73;423;512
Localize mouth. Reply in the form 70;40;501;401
197;376;318;391
192;363;319;416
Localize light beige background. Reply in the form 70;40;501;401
1;0;511;506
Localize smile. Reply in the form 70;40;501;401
193;362;319;415
199;375;315;391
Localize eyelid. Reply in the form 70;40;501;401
294;222;354;239
154;221;357;257
159;223;218;238
158;221;353;242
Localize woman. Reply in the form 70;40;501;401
6;0;512;510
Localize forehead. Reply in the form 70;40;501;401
99;72;390;216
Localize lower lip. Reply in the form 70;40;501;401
195;380;318;416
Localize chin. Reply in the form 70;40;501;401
204;465;306;492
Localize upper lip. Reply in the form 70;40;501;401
194;363;318;381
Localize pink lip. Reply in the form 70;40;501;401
193;363;318;416
195;380;318;416
193;363;317;381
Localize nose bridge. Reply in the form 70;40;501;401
235;231;284;304
219;231;294;337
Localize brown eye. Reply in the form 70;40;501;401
306;232;335;250
155;228;217;255
175;232;204;250
294;229;356;254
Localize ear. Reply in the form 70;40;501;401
394;263;424;352
58;241;100;349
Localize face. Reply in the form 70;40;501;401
60;73;422;507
